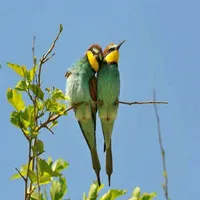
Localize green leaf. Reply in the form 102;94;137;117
19;115;30;129
39;159;52;173
7;88;25;111
15;80;27;91
10;111;20;128
45;99;66;115
25;105;35;126
44;186;48;200
50;176;67;200
87;183;99;200
29;64;38;82
128;198;137;200
39;158;61;177
36;139;45;154
36;101;44;111
132;187;140;198
7;62;26;77
30;84;44;100
30;192;44;200
47;157;53;166
28;169;37;183
52;158;69;173
30;192;39;200
32;139;45;156
100;189;127;200
140;193;156;200
83;193;87;200
52;89;67;100
39;172;52;185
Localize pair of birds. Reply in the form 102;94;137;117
65;40;125;186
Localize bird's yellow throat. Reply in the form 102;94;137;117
86;51;99;72
104;50;119;64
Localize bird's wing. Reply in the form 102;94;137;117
89;75;97;132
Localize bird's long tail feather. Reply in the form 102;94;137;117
101;120;114;186
90;147;101;186
78;120;101;186
106;141;112;186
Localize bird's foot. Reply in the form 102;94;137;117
96;100;104;106
113;100;119;106
73;102;85;109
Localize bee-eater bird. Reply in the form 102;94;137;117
65;44;103;186
97;40;125;186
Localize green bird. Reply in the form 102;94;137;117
97;40;125;186
65;44;103;186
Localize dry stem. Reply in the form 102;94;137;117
153;90;169;200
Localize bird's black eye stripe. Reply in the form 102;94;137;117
90;49;95;54
108;47;115;52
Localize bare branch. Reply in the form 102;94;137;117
15;167;26;181
45;125;54;134
32;36;36;65
44;53;55;63
38;24;63;86
118;100;168;105
153;90;169;200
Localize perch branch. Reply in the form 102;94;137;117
118;100;168;105
153;90;169;200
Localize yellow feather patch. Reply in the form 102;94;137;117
86;51;99;72
104;50;119;63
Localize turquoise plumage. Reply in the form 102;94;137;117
97;41;125;186
65;44;103;186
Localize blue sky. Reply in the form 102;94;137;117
0;0;199;199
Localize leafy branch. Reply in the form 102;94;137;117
7;24;68;200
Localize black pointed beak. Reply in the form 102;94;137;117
116;40;126;50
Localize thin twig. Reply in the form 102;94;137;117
25;140;32;200
38;25;63;86
32;36;36;65
37;106;74;132
27;90;35;103
20;127;30;141
15;167;26;181
44;53;55;63
153;90;169;200
35;148;40;199
45;125;54;134
118;100;168;105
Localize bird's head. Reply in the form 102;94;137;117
103;40;125;64
85;44;103;72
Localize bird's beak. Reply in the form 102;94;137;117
116;40;126;50
95;53;103;63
